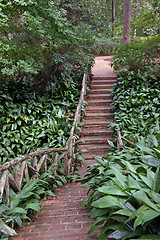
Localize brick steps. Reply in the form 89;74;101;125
92;80;116;85
82;129;113;136
85;106;112;113
92;75;116;80
85;112;113;119
90;89;112;94
78;75;115;161
88;93;113;99
79;136;113;144
90;84;113;90
87;99;113;105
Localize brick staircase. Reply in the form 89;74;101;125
12;57;116;240
78;75;116;161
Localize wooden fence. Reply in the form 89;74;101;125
0;72;91;207
117;130;134;150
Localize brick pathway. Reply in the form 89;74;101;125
13;183;98;240
12;56;116;240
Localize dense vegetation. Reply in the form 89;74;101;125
0;0;160;238
81;68;160;239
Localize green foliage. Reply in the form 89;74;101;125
112;35;160;73
110;70;160;141
0;0;95;87
92;37;117;55
81;69;160;239
0;72;81;237
82;145;160;239
0;78;80;163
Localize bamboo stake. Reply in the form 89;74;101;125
64;152;68;175
27;163;39;177
56;167;65;175
8;173;19;192
37;155;46;172
0;170;8;202
33;156;38;170
44;159;47;172
53;153;58;174
57;151;66;163
46;155;54;164
13;161;26;190
24;162;30;182
117;131;123;150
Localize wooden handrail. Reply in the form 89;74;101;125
0;147;67;172
117;130;134;150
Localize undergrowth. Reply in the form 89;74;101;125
0;74;84;238
81;69;160;240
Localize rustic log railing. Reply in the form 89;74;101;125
117;130;134;150
0;72;91;207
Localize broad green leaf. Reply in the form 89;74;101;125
133;191;160;212
46;190;57;198
111;167;127;189
6;207;27;215
98;186;128;196
25;202;41;212
125;205;148;224
128;175;141;189
0;219;17;236
15;215;23;227
147;190;160;204
108;230;131;240
153;166;160;192
136;144;153;154
134;209;160;229
123;161;136;173
140;155;160;166
91;196;122;209
139;174;153;189
89;208;109;218
107;140;114;148
113;209;133;217
88;216;107;234
0;204;9;214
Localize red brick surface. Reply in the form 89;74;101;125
12;183;99;240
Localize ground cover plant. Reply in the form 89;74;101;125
0;70;88;238
81;68;160;239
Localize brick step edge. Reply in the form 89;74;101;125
81;130;113;136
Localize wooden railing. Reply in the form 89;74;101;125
0;72;91;207
117;130;134;150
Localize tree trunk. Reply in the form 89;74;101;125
122;0;131;44
112;1;115;37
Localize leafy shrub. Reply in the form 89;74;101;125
0;71;84;237
92;36;117;55
110;70;160;141
112;35;160;74
82;138;160;239
81;70;160;239
0;77;81;163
